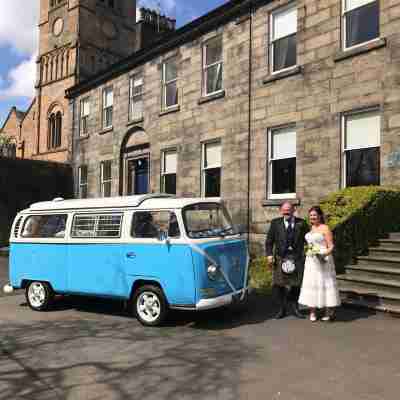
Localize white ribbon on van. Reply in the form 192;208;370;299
185;239;250;301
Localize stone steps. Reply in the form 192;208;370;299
345;265;400;282
338;234;400;314
369;247;400;259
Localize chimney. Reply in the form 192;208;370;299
134;7;176;52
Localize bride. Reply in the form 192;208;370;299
298;206;341;322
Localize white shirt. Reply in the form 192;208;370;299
284;217;295;230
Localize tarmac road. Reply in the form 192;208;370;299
0;255;400;400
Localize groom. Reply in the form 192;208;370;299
266;201;309;319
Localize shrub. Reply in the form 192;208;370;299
320;186;400;272
249;256;272;293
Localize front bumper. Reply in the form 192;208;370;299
196;287;248;310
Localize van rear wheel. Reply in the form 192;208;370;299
133;285;168;327
26;281;54;311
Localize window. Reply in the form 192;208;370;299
268;126;296;198
132;211;180;238
343;0;379;49
343;110;380;187
162;58;178;109
161;150;177;195
203;36;223;96
78;166;88;199
183;203;234;239
80;97;90;136
102;87;113;129
202;141;221;198
100;160;112;197
48;111;62;149
72;214;122;238
270;4;297;73
129;75;143;121
22;214;67;238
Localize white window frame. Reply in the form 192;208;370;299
80;97;90;136
161;149;177;194
202;36;224;97
102;86;113;129
162;58;178;110
78;165;88;199
341;108;381;188
270;3;298;75
268;126;297;200
342;0;380;51
129;74;143;121
201;140;222;198
100;160;112;197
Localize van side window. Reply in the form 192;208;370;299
132;211;180;238
72;214;122;238
21;215;67;238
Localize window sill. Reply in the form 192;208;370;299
36;147;68;156
126;117;144;127
263;66;303;85
159;105;180;117
98;127;113;135
334;38;387;62
262;198;301;207
198;90;226;105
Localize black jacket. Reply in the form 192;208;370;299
265;217;309;261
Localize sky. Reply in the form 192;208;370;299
0;0;227;128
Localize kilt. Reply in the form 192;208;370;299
272;256;304;287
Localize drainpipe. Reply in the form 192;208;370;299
247;1;254;245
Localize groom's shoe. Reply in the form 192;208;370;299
275;306;286;319
291;302;306;319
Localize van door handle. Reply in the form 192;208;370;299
126;252;136;259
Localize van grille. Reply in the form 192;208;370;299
14;217;23;238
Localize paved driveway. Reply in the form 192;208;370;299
1;256;399;400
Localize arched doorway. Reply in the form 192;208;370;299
119;128;151;196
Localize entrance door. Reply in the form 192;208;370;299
127;156;149;195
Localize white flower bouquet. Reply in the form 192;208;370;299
305;244;328;263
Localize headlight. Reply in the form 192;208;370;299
207;264;219;281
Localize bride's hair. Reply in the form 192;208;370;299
308;206;325;224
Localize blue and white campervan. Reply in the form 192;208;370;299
6;194;249;326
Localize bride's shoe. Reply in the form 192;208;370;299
310;313;317;322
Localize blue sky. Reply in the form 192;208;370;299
0;0;227;128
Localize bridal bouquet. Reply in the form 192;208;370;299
305;244;328;263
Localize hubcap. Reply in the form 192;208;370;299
137;292;161;323
28;282;46;308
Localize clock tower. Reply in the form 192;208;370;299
34;0;137;162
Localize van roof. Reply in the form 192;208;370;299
25;194;222;213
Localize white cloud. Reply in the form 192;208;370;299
0;0;39;55
0;1;38;100
0;54;36;100
139;0;177;15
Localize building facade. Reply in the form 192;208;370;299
65;0;400;251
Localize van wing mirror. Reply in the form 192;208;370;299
236;224;246;235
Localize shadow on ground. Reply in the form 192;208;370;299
19;290;377;329
0;311;260;400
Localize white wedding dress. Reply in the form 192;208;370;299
298;232;341;308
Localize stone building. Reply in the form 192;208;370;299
65;0;400;251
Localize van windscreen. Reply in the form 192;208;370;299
183;203;235;239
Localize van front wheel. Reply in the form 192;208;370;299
26;281;54;311
133;285;168;326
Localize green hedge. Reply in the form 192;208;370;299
320;186;400;272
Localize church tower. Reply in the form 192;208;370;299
34;0;137;162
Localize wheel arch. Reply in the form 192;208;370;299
129;278;167;302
